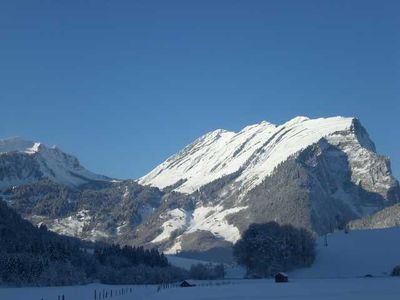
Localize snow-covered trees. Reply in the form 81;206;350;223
0;200;186;286
189;263;225;280
233;222;315;277
391;265;400;276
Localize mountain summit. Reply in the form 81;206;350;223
140;116;384;194
0;137;109;189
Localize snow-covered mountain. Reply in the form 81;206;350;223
1;117;399;258
0;137;109;189
140;117;386;195
138;116;399;254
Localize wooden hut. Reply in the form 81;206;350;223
180;280;196;287
275;272;288;283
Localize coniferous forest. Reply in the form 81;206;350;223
0;200;186;286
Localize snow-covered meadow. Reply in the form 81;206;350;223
1;278;400;300
1;227;400;300
153;278;400;300
0;284;155;300
291;227;400;278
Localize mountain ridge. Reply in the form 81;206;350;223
0;116;399;257
139;116;370;194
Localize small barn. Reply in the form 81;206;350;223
180;280;196;287
275;272;288;283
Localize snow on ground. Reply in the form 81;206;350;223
167;227;400;279
157;205;247;254
153;278;400;300
30;211;110;240
291;227;400;278
185;205;247;243
2;227;400;300
3;278;399;300
49;210;92;237
152;209;189;243
0;283;156;300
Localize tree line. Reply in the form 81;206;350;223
0;200;186;286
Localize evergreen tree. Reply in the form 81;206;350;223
234;222;315;277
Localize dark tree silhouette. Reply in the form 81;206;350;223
234;222;316;277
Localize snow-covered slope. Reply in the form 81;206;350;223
139;116;385;194
167;227;400;279
348;203;400;230
0;137;109;189
3;279;400;300
291;227;400;278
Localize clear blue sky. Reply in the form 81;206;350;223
1;1;399;179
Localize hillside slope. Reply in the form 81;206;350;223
348;203;400;229
291;227;400;278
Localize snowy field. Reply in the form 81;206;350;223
2;227;400;300
168;227;400;279
153;278;400;300
291;227;400;278
0;283;156;300
1;278;400;300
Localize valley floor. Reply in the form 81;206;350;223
2;227;400;300
1;277;400;300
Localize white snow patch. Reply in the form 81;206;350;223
186;205;246;243
164;241;183;255
162;204;246;254
116;222;128;235
50;210;92;237
152;209;190;243
88;229;110;240
123;186;130;198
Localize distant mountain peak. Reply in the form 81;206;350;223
0;137;110;189
0;137;40;154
